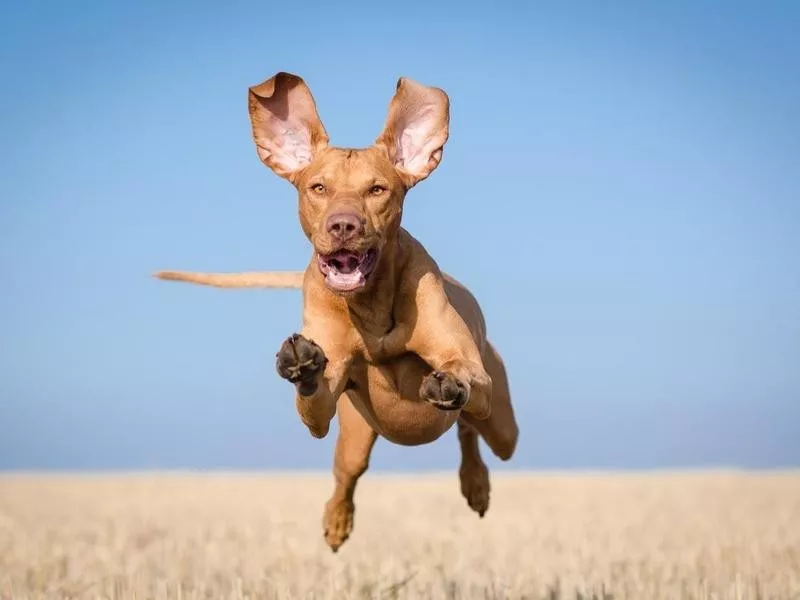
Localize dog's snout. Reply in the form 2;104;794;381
326;212;364;242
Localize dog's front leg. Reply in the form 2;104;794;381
275;333;352;439
381;287;492;420
418;350;493;421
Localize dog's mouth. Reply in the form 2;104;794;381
317;248;378;292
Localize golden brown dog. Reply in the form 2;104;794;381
155;72;519;551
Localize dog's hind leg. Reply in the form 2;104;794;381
322;393;378;552
462;340;519;461
457;418;491;517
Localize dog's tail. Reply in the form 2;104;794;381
153;270;304;289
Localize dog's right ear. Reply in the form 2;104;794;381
248;72;329;182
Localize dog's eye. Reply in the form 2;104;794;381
368;185;386;196
310;183;326;194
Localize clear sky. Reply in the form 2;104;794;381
2;1;798;471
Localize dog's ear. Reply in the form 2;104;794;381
248;72;329;182
375;77;450;188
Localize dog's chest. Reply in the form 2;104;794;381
352;328;393;365
346;312;399;364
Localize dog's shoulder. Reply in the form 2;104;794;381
396;228;488;350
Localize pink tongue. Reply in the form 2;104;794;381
327;270;363;289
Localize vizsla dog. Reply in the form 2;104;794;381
155;72;519;551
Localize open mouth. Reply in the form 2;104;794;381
317;248;378;292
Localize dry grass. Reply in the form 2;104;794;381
1;471;799;599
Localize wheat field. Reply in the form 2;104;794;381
1;471;798;599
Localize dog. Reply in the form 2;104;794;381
155;72;519;551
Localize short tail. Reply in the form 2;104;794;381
153;270;304;289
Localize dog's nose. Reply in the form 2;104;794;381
326;212;364;241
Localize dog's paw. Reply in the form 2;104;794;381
460;461;491;517
276;334;327;395
419;371;468;411
323;498;354;552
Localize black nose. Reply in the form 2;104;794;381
326;212;364;241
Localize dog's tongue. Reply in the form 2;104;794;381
326;269;365;290
322;250;366;290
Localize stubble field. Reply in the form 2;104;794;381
1;471;799;599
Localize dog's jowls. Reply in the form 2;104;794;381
155;72;519;551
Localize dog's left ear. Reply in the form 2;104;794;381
374;77;450;188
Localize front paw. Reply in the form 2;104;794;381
276;334;327;395
420;371;469;411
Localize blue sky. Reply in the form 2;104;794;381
1;1;798;471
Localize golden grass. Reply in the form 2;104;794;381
1;471;799;599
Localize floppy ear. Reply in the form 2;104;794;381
248;72;329;182
375;77;450;188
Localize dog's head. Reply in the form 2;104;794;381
247;72;449;295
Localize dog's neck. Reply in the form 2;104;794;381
308;231;405;337
344;233;404;336
305;228;413;344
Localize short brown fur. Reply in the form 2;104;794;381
154;72;519;551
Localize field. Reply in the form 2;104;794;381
1;472;799;599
